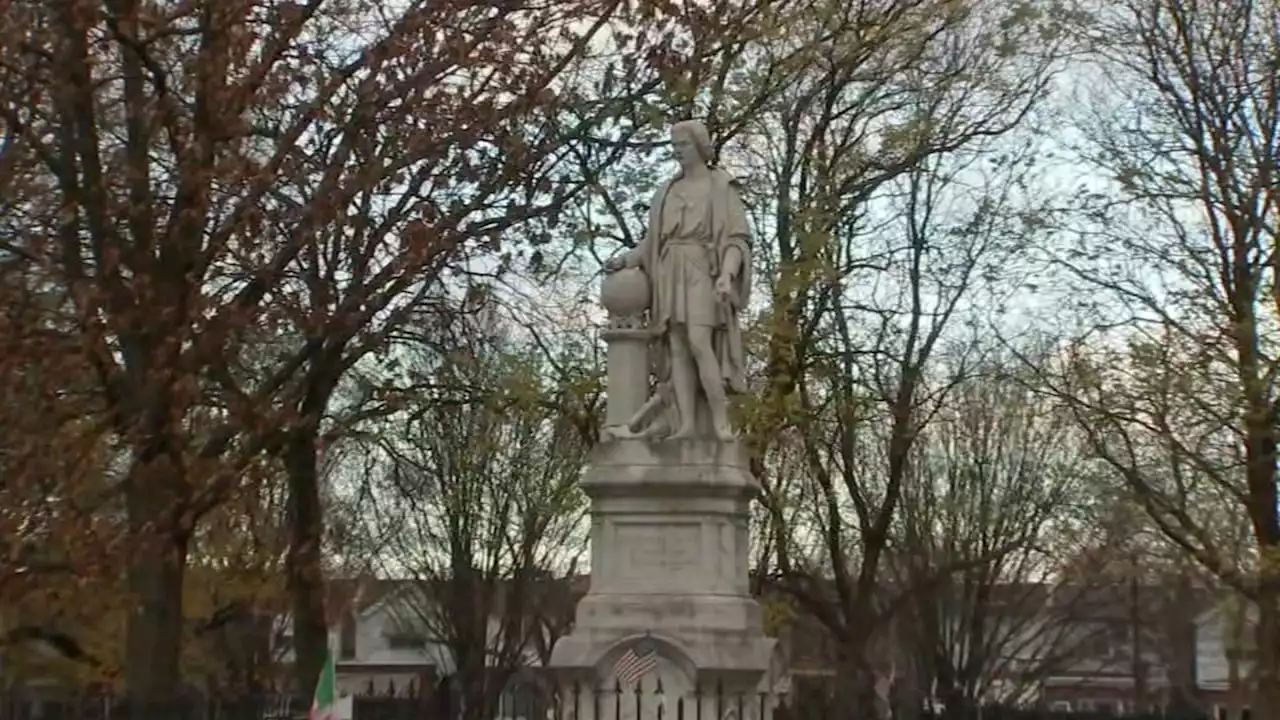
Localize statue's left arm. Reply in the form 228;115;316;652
719;176;752;306
716;174;753;396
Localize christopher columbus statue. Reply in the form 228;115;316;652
604;120;752;442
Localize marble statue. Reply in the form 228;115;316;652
602;119;753;442
554;127;784;706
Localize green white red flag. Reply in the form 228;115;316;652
309;649;337;720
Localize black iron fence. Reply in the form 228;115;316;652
0;684;1214;720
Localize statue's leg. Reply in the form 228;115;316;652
688;325;733;439
668;326;699;439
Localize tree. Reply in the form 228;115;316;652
0;0;651;703
732;0;1062;701
360;311;591;720
889;357;1103;715
183;460;291;695
1063;488;1226;713
1043;0;1280;715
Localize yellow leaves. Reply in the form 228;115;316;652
58;561;282;691
940;0;975;25
1261;545;1280;579
879;115;937;159
1000;0;1043;30
499;368;546;412
0;567;128;687
760;594;796;638
185;563;284;620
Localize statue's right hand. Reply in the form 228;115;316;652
604;254;628;273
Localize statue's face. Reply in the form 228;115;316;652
671;127;702;170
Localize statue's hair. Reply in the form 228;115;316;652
672;119;714;165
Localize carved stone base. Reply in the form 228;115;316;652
549;439;785;718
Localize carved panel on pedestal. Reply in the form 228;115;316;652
614;522;702;587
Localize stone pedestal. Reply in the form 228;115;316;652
548;439;786;720
601;326;650;430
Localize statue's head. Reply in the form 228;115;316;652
671;120;714;171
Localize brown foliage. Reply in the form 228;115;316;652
0;272;119;603
0;0;662;702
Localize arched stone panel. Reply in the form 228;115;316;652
592;634;698;720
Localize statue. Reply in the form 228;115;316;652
603;119;753;442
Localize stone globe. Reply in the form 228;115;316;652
600;266;649;317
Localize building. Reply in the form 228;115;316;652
116;573;1244;716
1194;598;1259;720
271;575;585;699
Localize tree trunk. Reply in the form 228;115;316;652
834;647;879;720
894;670;921;720
1227;596;1246;720
1164;567;1199;712
455;650;495;720
123;452;191;715
1130;572;1146;711
1227;651;1242;720
1255;590;1279;720
833;657;859;720
284;431;329;696
939;684;969;720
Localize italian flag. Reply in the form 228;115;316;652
309;649;337;720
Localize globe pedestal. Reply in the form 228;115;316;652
599;266;653;441
602;326;650;432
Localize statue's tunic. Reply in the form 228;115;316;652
636;167;753;395
657;179;718;328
